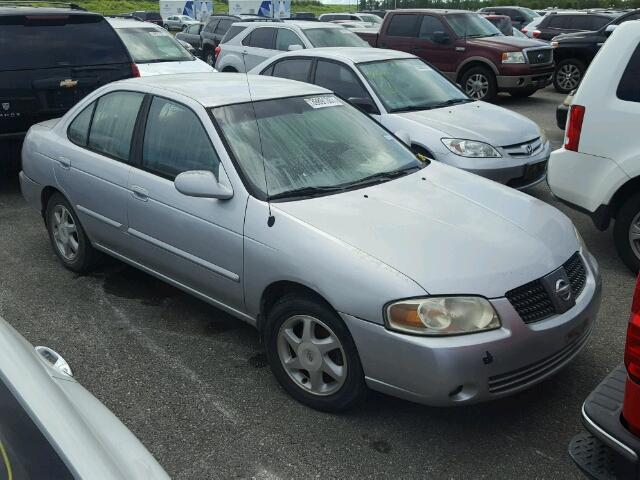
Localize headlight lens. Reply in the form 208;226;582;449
441;138;501;158
501;51;526;64
386;297;501;336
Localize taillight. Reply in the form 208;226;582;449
214;46;221;58
131;63;141;78
623;275;640;435
532;30;541;38
564;104;585;152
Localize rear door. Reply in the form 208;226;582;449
242;27;277;71
0;13;132;139
380;13;420;52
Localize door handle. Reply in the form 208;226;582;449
131;185;148;201
57;157;70;169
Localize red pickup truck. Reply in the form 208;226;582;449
355;9;554;101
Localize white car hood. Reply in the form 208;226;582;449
394;101;541;146
137;58;215;76
274;163;577;298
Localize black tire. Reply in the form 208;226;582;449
509;87;538;98
45;193;100;273
264;293;368;412
222;67;238;73
614;193;640;273
163;24;169;30
204;49;215;66
553;59;585;94
460;66;497;102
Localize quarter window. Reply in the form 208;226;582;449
142;97;220;179
276;28;303;51
617;42;640;103
68;102;95;146
88;91;144;161
272;59;312;82
387;14;419;37
314;60;370;102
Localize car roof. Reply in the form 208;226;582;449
235;20;340;29
107;17;161;28
0;6;97;15
118;73;329;107
274;47;413;63
387;8;471;14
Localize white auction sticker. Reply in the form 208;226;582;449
304;96;343;109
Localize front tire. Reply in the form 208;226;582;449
45;193;99;273
614;193;640;273
264;294;367;412
460;66;497;102
554;59;585;94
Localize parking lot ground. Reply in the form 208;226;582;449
0;86;636;479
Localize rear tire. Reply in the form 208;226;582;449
553;59;585;94
460;66;497;102
263;293;367;412
614;193;640;273
45;193;100;273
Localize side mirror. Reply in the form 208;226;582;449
433;31;450;44
288;44;304;51
394;130;411;146
174;170;233;199
605;24;617;35
348;96;377;114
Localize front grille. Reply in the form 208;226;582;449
488;323;591;394
502;137;543;158
506;252;587;324
526;47;553;65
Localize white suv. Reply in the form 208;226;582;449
548;21;640;272
214;21;369;72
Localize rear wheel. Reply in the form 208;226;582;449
614;193;640;273
460;66;497;102
554;59;585;94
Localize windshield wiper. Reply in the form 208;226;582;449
269;185;346;201
389;98;471;113
429;98;473;108
341;165;424;189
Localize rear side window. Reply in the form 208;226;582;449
68;102;95;146
617;42;640;103
272;59;312;82
203;18;218;33
569;15;595;30
142;97;220;179
314;60;370;101
88;91;144;161
0;14;130;71
221;25;246;43
275;28;303;51
245;27;276;49
145;12;162;21
387;14;419;37
547;16;569;28
589;16;612;30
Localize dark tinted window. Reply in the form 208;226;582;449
276;28;303;50
247;27;276;48
418;15;446;41
0;14;129;71
0;379;74;480
89;92;144;161
144;12;162;21
569;15;596;30
619;13;640;24
272;59;312;82
314;60;369;101
547;15;570;28
215;18;234;34
262;64;274;76
617;42;640;103
589;16;612;30
186;23;201;34
68;102;95;146
143;97;220;179
203;18;218;33
387;14;419;37
221;25;246;43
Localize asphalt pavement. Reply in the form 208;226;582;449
0;87;636;479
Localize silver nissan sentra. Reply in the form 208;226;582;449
20;73;601;412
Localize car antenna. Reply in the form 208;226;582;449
241;50;275;227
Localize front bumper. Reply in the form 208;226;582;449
496;71;553;91
569;365;640;479
341;250;602;406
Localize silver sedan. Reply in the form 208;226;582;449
20;74;601;411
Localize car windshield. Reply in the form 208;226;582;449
446;13;502;38
212;95;422;199
304;27;370;47
116;27;192;63
358;58;470;113
520;7;540;20
358;14;382;24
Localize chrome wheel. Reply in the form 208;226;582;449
277;315;347;396
465;73;489;100
52;205;79;261
629;212;640;261
557;63;581;91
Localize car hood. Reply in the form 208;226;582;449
466;35;549;51
137;58;215;76
273;163;577;298
394;101;540;146
553;29;601;42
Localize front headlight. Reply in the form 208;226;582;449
385;296;501;336
539;127;548;144
441;138;501;158
501;51;526;64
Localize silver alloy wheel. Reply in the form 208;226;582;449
52;205;79;261
277;315;347;396
629;212;640;261
465;73;489;100
557;63;581;91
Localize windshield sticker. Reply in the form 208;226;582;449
304;96;343;109
149;31;166;37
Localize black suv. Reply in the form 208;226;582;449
0;5;134;169
534;11;617;41
477;6;539;29
130;10;163;26
552;9;640;93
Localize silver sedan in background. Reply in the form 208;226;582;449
20;74;601;412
